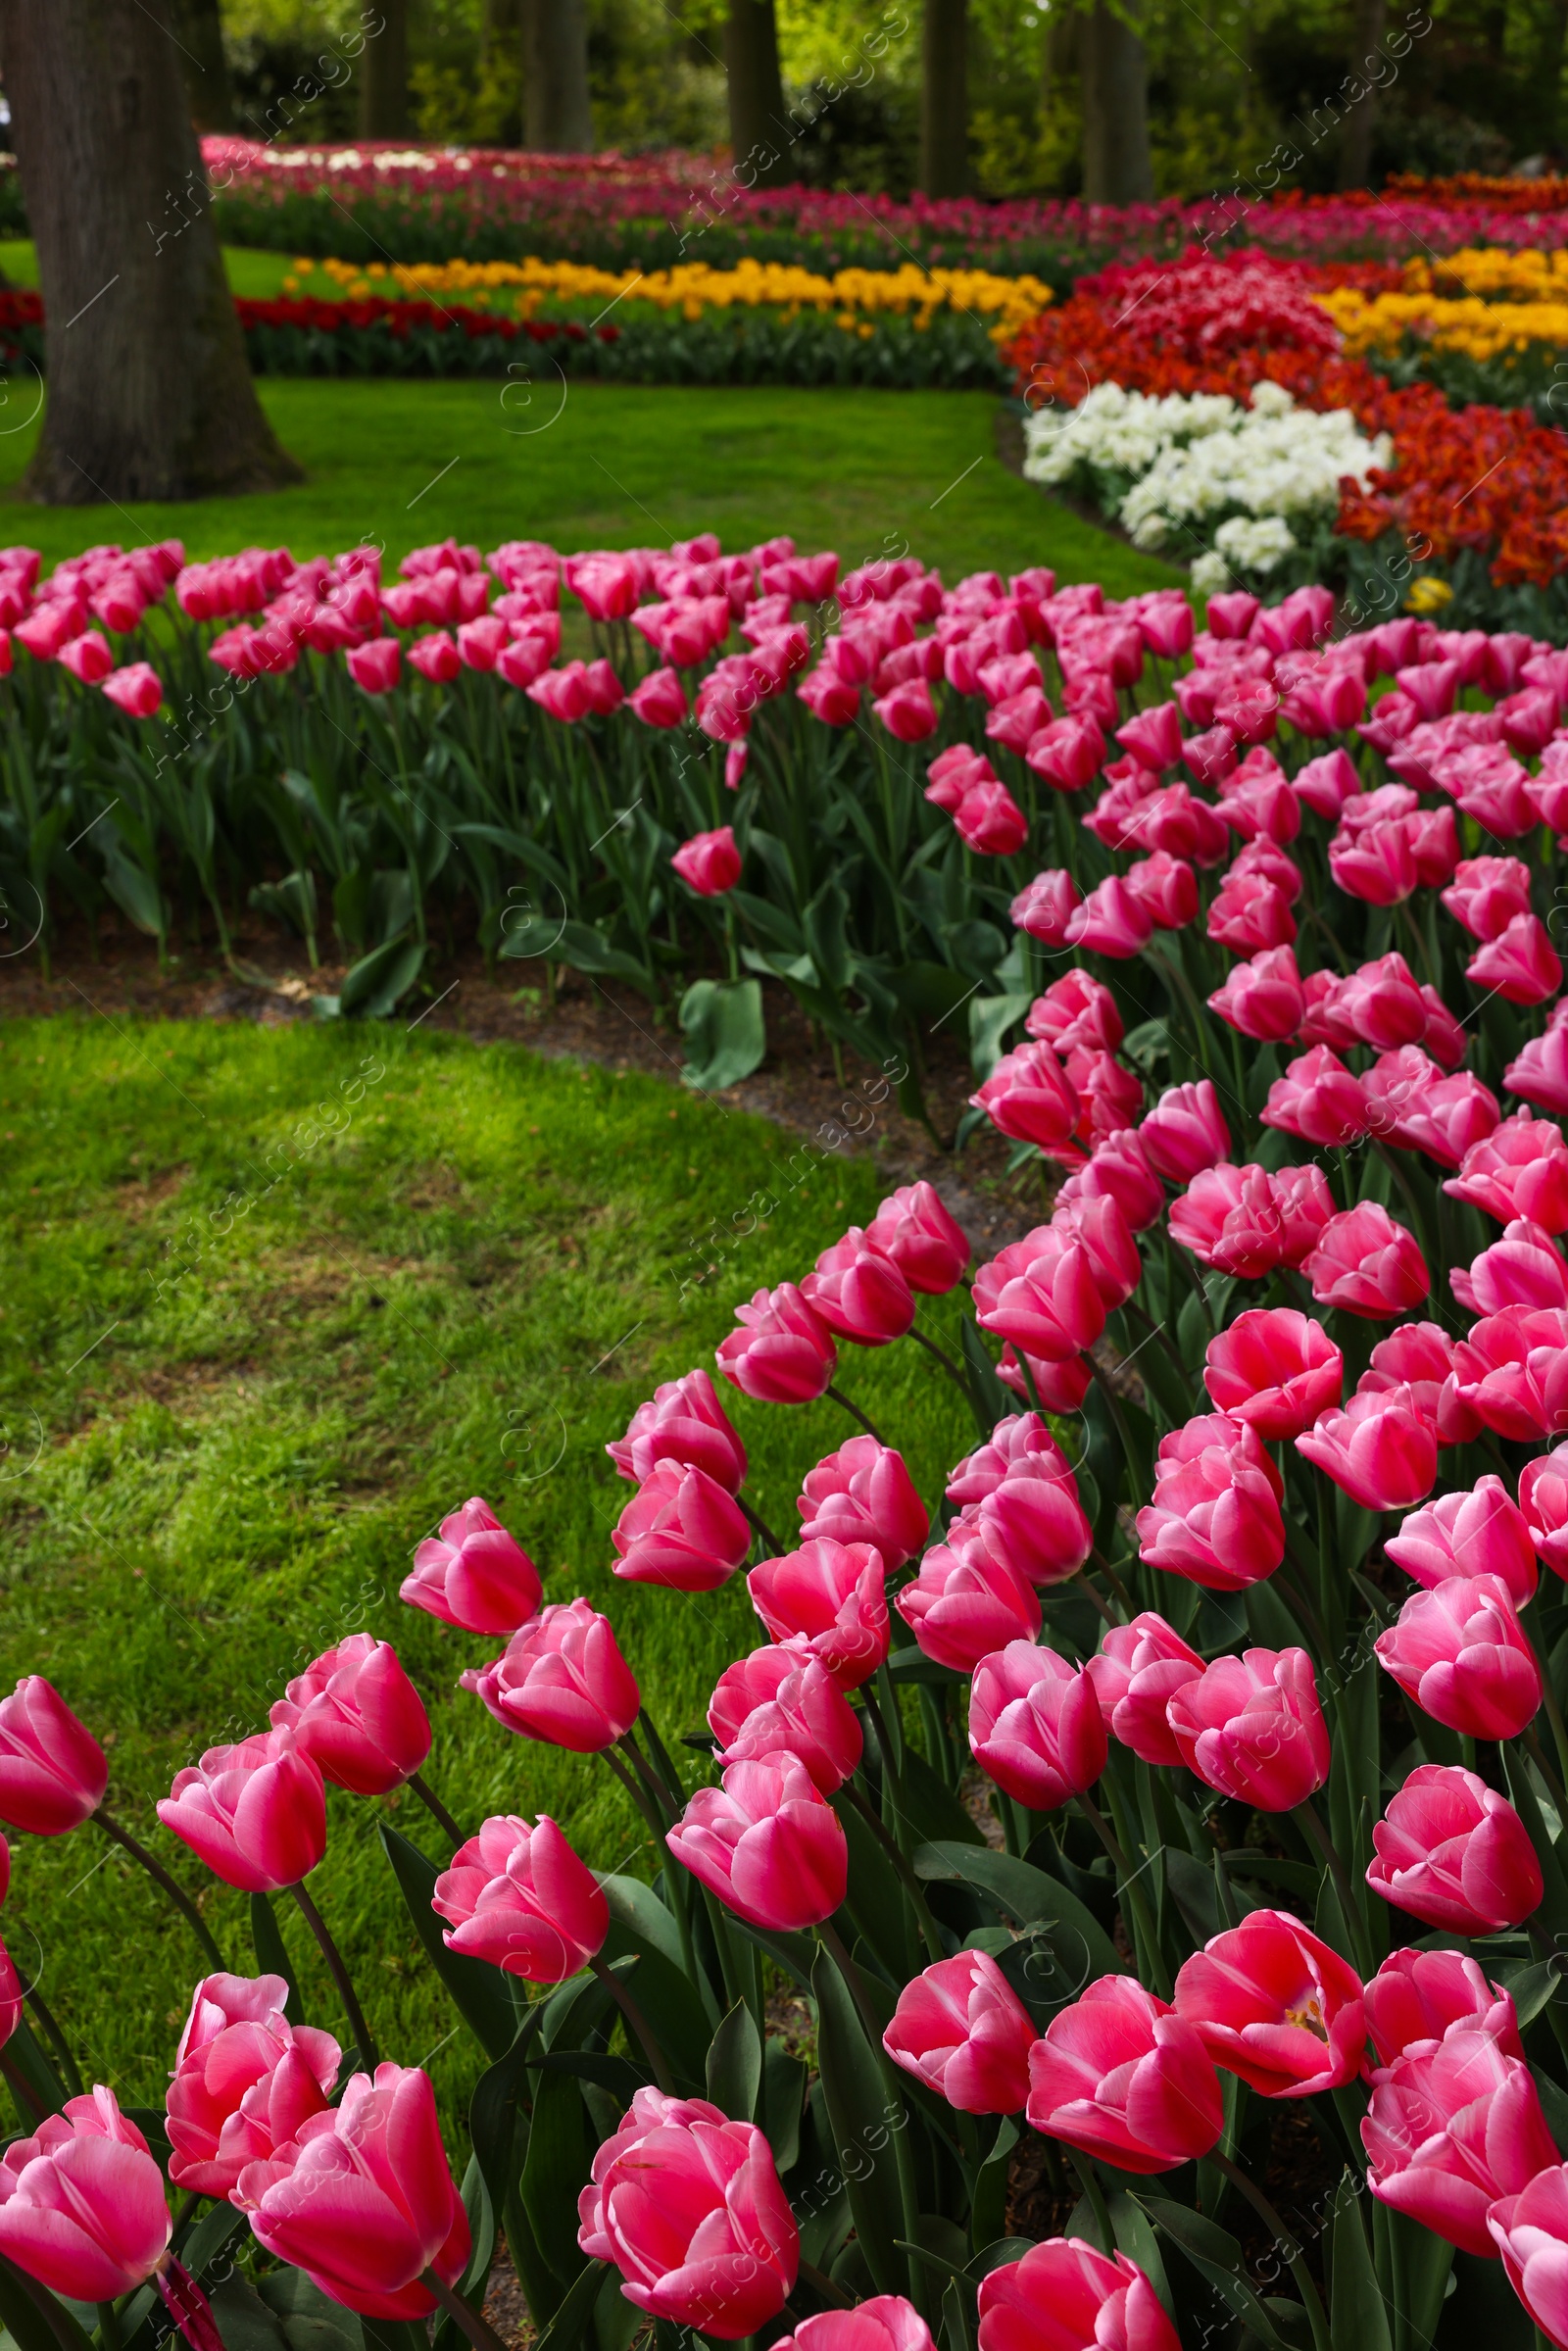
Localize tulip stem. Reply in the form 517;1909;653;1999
419;2271;512;2351
618;1732;679;1823
96;1811;225;1972
406;1774;465;1849
1065;2150;1115;2257
589;1952;675;2093
737;1494;785;1557
1089;1548;1136;1622
97;2304;121;2351
23;1986;82;2098
1209;2152;1332;2351
1525;1724;1568;1822
817;1916;930;2324
825;1385;890;1447
1076;1789;1171;1999
0;2049;48;2125
844;1784;946;1965
289;1882;378;2069
600;1746;706;2002
796;2262;855;2310
905;1323;970;1397
1524;1607;1568;1800
1294;1797;1371;1978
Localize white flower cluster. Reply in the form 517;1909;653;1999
1023;379;1392;591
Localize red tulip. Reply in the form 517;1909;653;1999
671;826;742;896
1027;1976;1223;2172
708;1644;862;1791
803;1229;915;1345
0;1676;107;1836
158;1730;325;1893
1173;1910;1363;2096
166;1973;340;2197
1363;2030;1556;2256
1375;1572;1542;1739
1296;1386;1439;1511
1445;1110;1568;1231
716;1283;837;1403
1384;1475;1538;1605
973;1228;1106;1362
968;1640;1105;1809
884;1949;1037;2115
1203;1308;1342;1441
897;1528;1042;1673
866;1180;969;1294
1135;1412;1286;1592
432;1812;608;1983
797;1436;928;1571
1363;1946;1521;2069
607;1367;747;1493
463;1596;640;1753
270;1636;430;1796
1167;1648;1330;1812
977;2237;1180;2351
748;1538;888;1688
1367;1762;1543;1935
1085;1612;1204;1769
668;1754;848;1930
401;1496;541;1637
0;2085;172;2299
1139;1080;1229;1182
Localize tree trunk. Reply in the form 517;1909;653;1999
359;0;411;137
724;0;787;187
0;0;300;505
174;0;232;130
523;0;594;150
1080;0;1153;202
918;0;968;196
1337;0;1386;187
1042;4;1077;112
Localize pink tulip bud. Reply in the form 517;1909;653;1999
0;1675;108;1836
0;2085;172;2299
1027;1975;1223;2172
748;1538;888;1688
1362;1318;1476;1444
432;1812;608;1983
1374;1572;1542;1739
345;637;401;694
158;1730;325;1893
401;1496;541;1637
1207;871;1297;955
972;1466;1093;1588
236;2063;470;2319
1334;952;1429;1052
1384;1475;1538;1605
1367;1762;1543;1935
579;2089;798;2338
1125;850;1198;931
970;1040;1081;1156
1207;945;1304;1043
1135;1412;1286;1592
270;1635;430;1796
1173;1910;1363;2096
1167;1647;1329;1812
1293;744;1359;815
955;778;1030;855
1060;1129;1165;1232
802;1230;916;1346
884;1948;1037;2115
708;1645;862;1791
973;1229;1106;1362
1010;868;1081;945
1203;1308;1343;1442
1259;1045;1368;1147
465;1594;640;1754
1451;1304;1568;1440
716;1283;837;1403
1064;875;1155;958
607;1367;746;1493
968;1640;1106;1809
1050;1193;1141;1313
1025;713;1104;791
1467;911;1562;1006
1445;1109;1568;1231
626;664;688;726
1520;1442;1568;1581
1303;1201;1430;1319
1489;2165;1568;2341
668;1752;847;1930
947;1411;1072;1504
101;661;164;717
865;1181;970;1295
1296;1387;1439;1512
1364;1946;1521;2069
1085;1612;1203;1769
1139;1080;1230;1182
897;1528;1042;1674
1027;970;1124;1057
408;630;461;685
978;2239;1181;2351
671;826;742;897
611;1458;751;1592
1363;2030;1556;2256
1452;1216;1568;1317
1443;854;1534;942
166;1974;340;2196
775;2300;934;2351
797;1436;928;1571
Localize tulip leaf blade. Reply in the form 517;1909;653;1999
1501;1746;1568;1942
378;1821;518;2060
969;2117;1018;2254
248;1891;307;2022
1330;2177;1392;2351
678;977;766;1094
0;2252;97;2351
599;1875;686;1975
520;2067;593;2290
957;1313;1013;1442
530;2253;608;2351
912;1842;1122;1987
809;1945;906;2299
706;1995;762;2122
1136;2198;1294;2351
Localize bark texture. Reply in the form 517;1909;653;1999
359;0;411;136
918;0;968;195
174;0;232;129
1337;0;1387;187
0;0;300;505
1080;0;1153;202
724;0;788;186
523;0;594;149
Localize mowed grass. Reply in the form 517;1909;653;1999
0;1015;978;2120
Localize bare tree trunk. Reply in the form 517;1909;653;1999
174;0;231;130
724;0;786;185
1337;0;1386;186
1041;3;1077;112
0;0;300;505
359;0;411;136
1080;0;1153;201
523;0;593;150
919;0;968;195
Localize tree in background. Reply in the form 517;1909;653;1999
359;0;410;128
0;0;300;504
918;0;968;190
524;0;594;144
1079;0;1152;196
725;0;788;181
175;0;235;126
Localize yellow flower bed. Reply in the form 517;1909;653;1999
1405;246;1568;299
1314;280;1568;362
282;252;1054;344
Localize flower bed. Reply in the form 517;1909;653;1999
9;595;1568;2344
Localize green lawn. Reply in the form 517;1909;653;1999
0;1014;980;2120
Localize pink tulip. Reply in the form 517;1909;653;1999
1208;871;1297;955
1207;946;1304;1043
1027;1976;1224;2172
977;2238;1180;2351
803;1229;915;1346
1443;854;1534;941
408;631;461;685
1508;1020;1568;1118
775;2300;934;2351
1010;868;1081;945
968;1641;1105;1809
1361;1319;1477;1445
926;744;990;810
158;1730;325;1893
972;1467;1093;1588
1445;1110;1568;1232
671;826;742;897
270;1635;430;1796
1259;1045;1368;1147
1202;1309;1342;1442
1367;1762;1543;1935
970;1040;1081;1154
947;1411;1072;1503
1521;1442;1568;1581
1489;2166;1568;2343
1363;1946;1521;2069
955;779;1030;856
166;1974;340;2196
1303;1201;1429;1318
1384;1476;1538;1604
607;1367;746;1493
432;1812;608;1983
1388;1069;1500;1168
896;1530;1041;1673
1025;712;1105;792
626;664;688;727
1086;1612;1204;1770
101;661;164;717
1124;850;1198;930
463;1596;640;1752
1293;744;1359;815
235;2063;469;2319
1467;912;1562;1006
1451;1305;1568;1440
1135;1413;1286;1592
1173;1911;1363;2096
1374;1573;1542;1739
1296;1388;1439;1511
873;677;938;742
569;553;640;621
865;1181;969;1294
0;2086;172;2299
345;636;402;695
1061;1129;1165;1232
748;1538;888;1688
1167;1647;1329;1812
797;1436;928;1571
1363;2030;1556;2256
578;2089;797;2338
1452;1216;1568;1316
1139;1080;1229;1182
0;1676;107;1835
1065;876;1155;958
972;1229;1106;1362
668;1754;847;1931
1028;970;1123;1055
884;1949;1037;2115
401;1496;541;1637
708;1645;861;1791
612;1458;751;1592
1336;952;1429;1051
716;1283;837;1403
